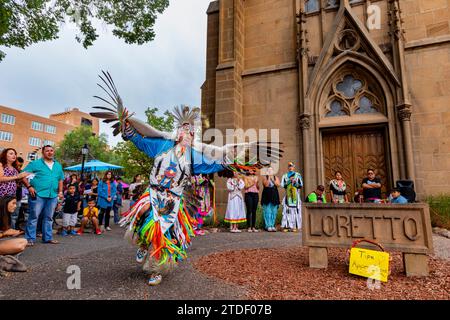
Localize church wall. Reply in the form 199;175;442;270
244;0;297;70
406;48;450;196
204;0;450;213
401;0;450;197
242;70;301;178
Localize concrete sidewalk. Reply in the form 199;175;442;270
0;228;302;300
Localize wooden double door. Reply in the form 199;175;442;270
322;128;391;200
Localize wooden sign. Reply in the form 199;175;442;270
349;247;390;282
303;204;433;276
302;203;434;254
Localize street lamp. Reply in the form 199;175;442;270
80;144;89;181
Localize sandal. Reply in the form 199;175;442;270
26;241;35;247
44;240;59;244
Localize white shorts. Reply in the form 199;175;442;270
63;213;78;227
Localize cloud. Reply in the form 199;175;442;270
0;0;211;147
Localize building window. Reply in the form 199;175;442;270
305;0;319;13
0;131;13;142
29;137;41;147
1;114;15;125
327;100;348;117
336;75;363;99
81;117;93;127
324;70;384;118
43;140;55;146
27;153;37;161
31;121;44;131
355;96;379;114
45;125;57;134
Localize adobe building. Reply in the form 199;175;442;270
201;0;450;212
0;106;99;163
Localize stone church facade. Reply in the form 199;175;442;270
201;0;450;211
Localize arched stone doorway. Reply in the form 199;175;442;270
316;65;394;199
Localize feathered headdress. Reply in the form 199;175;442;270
172;105;201;131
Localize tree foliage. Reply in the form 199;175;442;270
113;107;174;182
55;125;113;167
0;0;169;61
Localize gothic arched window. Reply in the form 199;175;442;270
324;71;383;118
327;100;348;117
336;75;363;98
355;96;378;114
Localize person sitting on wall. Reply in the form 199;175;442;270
362;169;382;203
305;185;327;203
388;188;408;204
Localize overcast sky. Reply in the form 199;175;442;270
0;0;212;146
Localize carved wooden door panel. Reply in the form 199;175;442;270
323;129;389;200
323;132;355;197
351;131;389;197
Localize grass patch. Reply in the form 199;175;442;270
426;194;450;229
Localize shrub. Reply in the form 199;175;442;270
426;194;450;229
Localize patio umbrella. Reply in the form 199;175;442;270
64;159;123;171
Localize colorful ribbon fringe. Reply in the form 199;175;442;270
120;187;197;265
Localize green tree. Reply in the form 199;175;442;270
0;0;169;61
55;125;113;167
113;107;174;181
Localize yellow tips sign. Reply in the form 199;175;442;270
349;248;390;282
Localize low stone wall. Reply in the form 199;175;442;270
302;203;434;276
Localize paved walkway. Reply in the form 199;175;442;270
0;227;448;300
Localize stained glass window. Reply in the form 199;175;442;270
336;75;363;98
305;0;319;13
355;96;379;114
326;100;347;117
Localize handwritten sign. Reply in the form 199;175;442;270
349;248;390;282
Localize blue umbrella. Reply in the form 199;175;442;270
64;159;123;171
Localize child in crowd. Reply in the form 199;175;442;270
388;188;408;204
62;184;81;236
77;198;101;235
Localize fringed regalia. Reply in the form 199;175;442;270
281;170;303;230
90;71;284;271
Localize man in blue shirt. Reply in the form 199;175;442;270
389;188;408;204
22;145;64;245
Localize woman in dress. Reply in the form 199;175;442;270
225;171;246;233
329;171;349;203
